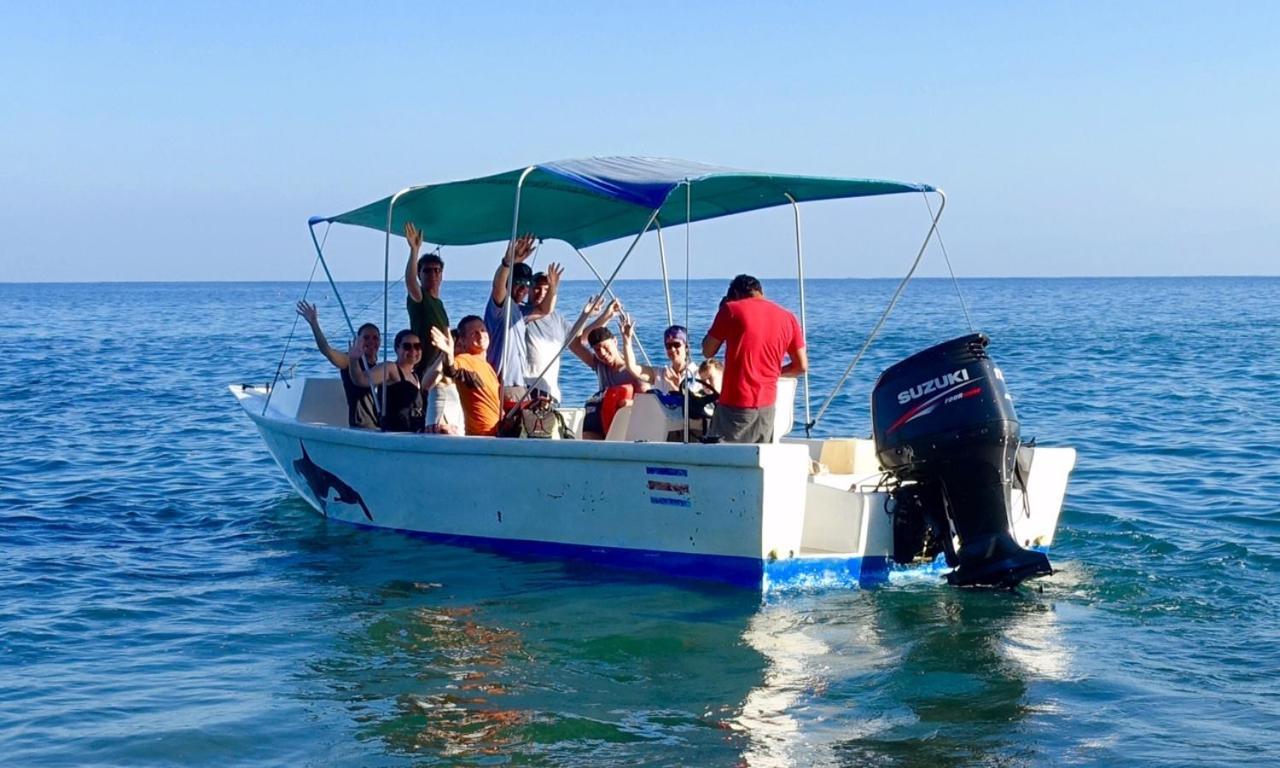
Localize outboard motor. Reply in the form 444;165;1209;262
871;333;1050;587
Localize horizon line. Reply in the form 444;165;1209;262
2;274;1276;286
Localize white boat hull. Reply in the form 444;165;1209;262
232;380;1076;591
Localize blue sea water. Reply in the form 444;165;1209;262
1;276;1278;767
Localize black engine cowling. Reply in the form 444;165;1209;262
871;333;1050;587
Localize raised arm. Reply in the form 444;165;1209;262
526;261;562;321
296;300;349;370
490;234;535;306
568;295;604;367
404;223;424;303
347;336;391;387
619;314;653;383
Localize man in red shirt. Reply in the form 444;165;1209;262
701;274;808;443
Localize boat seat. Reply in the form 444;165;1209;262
771;377;797;442
560;407;586;439
603;378;799;443
297;378;348;426
818;438;880;474
604;403;634;441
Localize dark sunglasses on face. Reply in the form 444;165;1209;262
401;342;422;350
665;341;684;350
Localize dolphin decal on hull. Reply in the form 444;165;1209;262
292;441;373;520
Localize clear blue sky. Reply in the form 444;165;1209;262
2;1;1276;282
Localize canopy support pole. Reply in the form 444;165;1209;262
309;220;356;338
683;181;692;444
571;246;653;367
498;166;537;384
656;224;674;327
380;187;414;421
810;190;947;431
514;207;664;424
784;193;813;438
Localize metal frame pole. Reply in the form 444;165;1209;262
498;166;537;384
309;219;356;338
572;246;653;366
515;207;665;423
810;189;947;430
656;224;674;326
381;187;414;420
783;193;813;436
683;181;692;444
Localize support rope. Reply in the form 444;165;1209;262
263;238;325;415
922;192;974;332
810;191;947;430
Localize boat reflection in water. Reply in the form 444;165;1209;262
733;584;1074;766
286;502;1075;764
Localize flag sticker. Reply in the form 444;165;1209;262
646;466;691;507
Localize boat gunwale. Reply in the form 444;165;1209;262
232;385;805;469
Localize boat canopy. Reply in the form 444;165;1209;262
322;156;935;249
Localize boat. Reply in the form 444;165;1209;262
231;157;1077;591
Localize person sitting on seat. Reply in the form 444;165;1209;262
295;300;380;430
568;296;643;439
347;329;426;433
621;321;693;394
696;358;724;398
425;316;502;437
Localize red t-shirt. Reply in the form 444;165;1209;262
707;296;805;409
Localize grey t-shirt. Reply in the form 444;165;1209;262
525;311;571;402
592;359;642;395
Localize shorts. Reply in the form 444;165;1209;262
582;401;604;436
708;403;775;444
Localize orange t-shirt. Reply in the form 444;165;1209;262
451;352;501;436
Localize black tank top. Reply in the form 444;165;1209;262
380;366;424;433
341;366;379;430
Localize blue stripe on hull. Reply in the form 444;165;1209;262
312;511;1036;592
330;516;768;589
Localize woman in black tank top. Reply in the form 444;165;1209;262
380;363;425;432
348;329;427;433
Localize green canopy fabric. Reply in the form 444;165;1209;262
322;157;935;249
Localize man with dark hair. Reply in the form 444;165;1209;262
403;222;449;374
425;315;501;437
295;300;381;430
484;235;557;401
701;274;807;443
569;297;642;439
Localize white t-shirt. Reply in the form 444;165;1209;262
524;311;571;402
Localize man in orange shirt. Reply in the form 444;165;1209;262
426;316;501;436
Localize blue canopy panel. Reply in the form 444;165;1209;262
323;156;935;250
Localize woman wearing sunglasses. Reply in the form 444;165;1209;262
348;329;427;433
621;320;697;395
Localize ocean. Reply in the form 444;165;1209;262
2;277;1278;766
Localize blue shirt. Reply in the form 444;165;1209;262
484;298;531;388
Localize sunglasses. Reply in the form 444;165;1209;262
664;341;684;349
400;342;422;350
